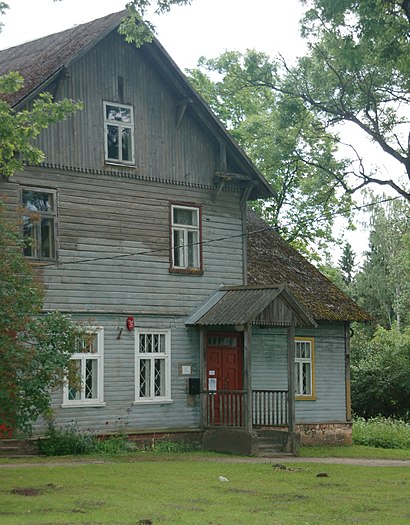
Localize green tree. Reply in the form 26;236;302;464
274;0;410;200
188;51;353;255
351;324;410;419
0;204;84;436
354;198;410;330
339;242;356;285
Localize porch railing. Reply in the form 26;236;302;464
202;389;288;428
202;390;246;428
252;389;288;426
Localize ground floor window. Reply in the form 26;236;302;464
63;327;104;406
295;337;315;400
135;330;171;403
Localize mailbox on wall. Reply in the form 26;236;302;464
188;378;201;395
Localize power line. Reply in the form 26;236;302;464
34;195;401;268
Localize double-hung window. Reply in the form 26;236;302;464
171;204;201;271
295;337;315;400
104;102;134;164
22;188;57;260
63;327;104;406
135;330;171;403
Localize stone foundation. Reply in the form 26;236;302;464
296;422;352;446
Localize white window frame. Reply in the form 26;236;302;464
21;187;57;260
62;327;105;407
134;329;172;404
295;337;315;400
171;204;201;271
103;101;135;165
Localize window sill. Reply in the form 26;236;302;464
132;399;173;406
169;268;203;276
61;402;106;408
105;160;136;168
295;395;316;401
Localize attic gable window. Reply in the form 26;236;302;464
170;204;203;273
22;188;57;260
104;102;135;165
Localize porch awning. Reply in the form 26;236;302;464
186;284;317;328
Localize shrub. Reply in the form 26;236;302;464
38;422;97;456
353;416;410;449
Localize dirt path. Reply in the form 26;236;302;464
0;455;409;468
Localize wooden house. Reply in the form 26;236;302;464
0;11;369;453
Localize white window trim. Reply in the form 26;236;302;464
295;337;315;400
22;187;57;261
62;326;105;408
171;204;201;270
103;101;135;165
134;329;172;404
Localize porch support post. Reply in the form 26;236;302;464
287;323;296;434
244;323;252;431
200;327;207;429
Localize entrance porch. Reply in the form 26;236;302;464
186;284;317;455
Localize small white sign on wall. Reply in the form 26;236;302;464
208;378;217;391
181;365;192;375
209;370;216;376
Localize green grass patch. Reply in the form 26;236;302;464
0;458;408;524
353;416;410;449
299;444;410;460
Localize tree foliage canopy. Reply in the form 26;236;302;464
0;204;84;436
188;51;353;255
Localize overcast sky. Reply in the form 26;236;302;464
0;0;371;261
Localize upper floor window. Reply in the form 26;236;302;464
295;337;315;400
103;102;134;165
171;204;202;272
22;188;57;260
63;327;105;407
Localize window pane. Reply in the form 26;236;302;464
302;363;311;395
295;363;301;395
23;217;35;257
107;125;119;159
85;359;98;399
154;358;165;397
173;229;184;267
173;207;197;226
139;359;151;398
40;218;54;258
68;360;81;401
121;128;132;161
23;190;54;212
187;230;199;268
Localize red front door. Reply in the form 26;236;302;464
206;333;243;425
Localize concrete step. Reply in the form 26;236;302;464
0;439;39;456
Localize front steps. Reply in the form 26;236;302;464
0;439;39;457
256;428;300;456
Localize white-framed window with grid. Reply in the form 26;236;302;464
103;101;135;165
62;327;105;407
171;204;201;271
295;337;315;400
134;330;172;403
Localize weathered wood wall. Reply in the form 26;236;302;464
251;323;347;423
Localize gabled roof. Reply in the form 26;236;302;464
0;11;273;200
247;210;371;322
186;284;317;328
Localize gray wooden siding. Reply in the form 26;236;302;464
251;323;347;423
34;31;222;184
2;169;244;315
33;315;201;434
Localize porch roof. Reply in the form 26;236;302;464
185;285;317;328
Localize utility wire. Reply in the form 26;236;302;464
25;194;403;268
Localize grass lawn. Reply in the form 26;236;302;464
299;444;410;460
0;454;409;524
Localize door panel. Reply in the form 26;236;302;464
206;333;243;425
